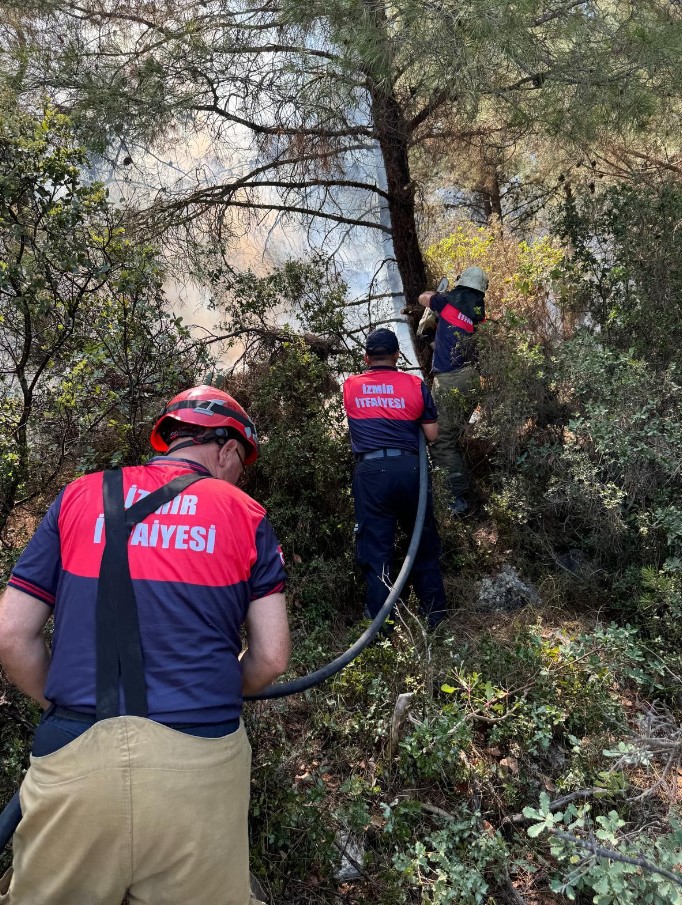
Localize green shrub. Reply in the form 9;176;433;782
391;805;510;905
398;709;473;783
524;795;682;905
558;181;682;368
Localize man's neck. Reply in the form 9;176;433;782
164;448;214;476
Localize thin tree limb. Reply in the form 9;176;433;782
552;830;682;890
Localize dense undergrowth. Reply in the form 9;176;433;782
246;611;681;905
1;116;681;902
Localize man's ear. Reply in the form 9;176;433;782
363;352;370;365
217;438;238;466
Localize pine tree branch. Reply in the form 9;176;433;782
533;1;590;28
185;178;388;201
171;199;391;234
409;89;449;132
193;104;375;138
551;830;682;890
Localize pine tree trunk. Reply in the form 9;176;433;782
369;88;426;306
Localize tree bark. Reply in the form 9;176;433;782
489;166;503;221
370;85;427;305
359;0;426;305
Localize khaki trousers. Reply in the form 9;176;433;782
0;718;260;905
431;366;480;498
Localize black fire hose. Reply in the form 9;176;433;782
247;431;429;700
0;434;429;849
0;793;19;854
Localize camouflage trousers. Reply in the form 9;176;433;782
431;365;480;498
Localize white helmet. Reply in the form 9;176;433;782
455;266;489;293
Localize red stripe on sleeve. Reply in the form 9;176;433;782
439;305;475;332
251;580;286;601
8;575;56;606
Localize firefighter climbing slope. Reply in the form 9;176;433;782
419;266;489;515
343;328;448;630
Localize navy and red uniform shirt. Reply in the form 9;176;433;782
430;287;486;373
343;366;437;454
8;457;286;723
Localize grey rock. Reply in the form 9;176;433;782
477;566;540;612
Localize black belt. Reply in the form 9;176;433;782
356;448;418;462
49;706;239;735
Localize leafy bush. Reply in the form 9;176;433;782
524;795;682;905
392;806;510;905
558;181;682;367
247;732;338;898
468;318;682;637
424;219;566;344
398;710;473;783
439;626;629;759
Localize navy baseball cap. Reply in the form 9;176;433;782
365;328;399;354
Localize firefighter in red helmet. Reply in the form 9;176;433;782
0;385;289;905
150;385;260;465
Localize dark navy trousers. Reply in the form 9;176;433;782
353;455;447;627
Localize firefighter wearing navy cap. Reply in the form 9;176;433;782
343;329;447;629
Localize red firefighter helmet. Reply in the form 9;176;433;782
150;386;260;465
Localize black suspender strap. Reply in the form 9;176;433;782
124;474;209;529
95;470;208;721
